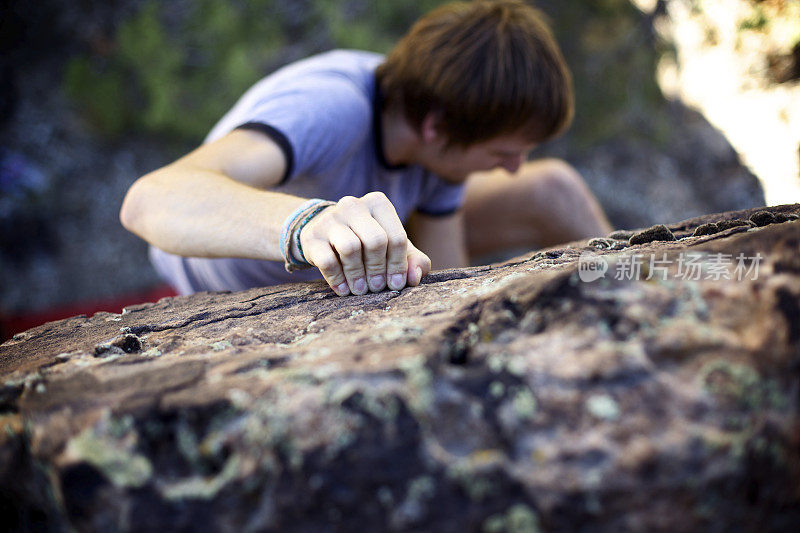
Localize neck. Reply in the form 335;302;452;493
381;106;422;167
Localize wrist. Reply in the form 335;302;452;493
279;198;335;272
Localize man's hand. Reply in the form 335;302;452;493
297;192;431;296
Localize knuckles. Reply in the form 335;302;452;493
314;255;340;274
336;196;358;210
361;233;389;253
335;240;362;259
387;232;409;250
362;191;389;206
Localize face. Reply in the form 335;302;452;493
422;132;538;184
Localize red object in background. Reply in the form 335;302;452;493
0;284;178;342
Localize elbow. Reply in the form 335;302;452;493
120;176;152;236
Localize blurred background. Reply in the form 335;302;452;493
1;0;798;339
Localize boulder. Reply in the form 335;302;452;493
2;204;799;532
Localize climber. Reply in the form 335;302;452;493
120;0;613;298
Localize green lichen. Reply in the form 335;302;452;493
488;354;507;374
586;394;620;421
406;475;436;503
483;514;507;533
399;355;434;417
490;381;505;398
697;359;785;410
241;397;309;471
511;388;537;419
159;456;241;500
326;381;360;405
507;504;542;533
107;414;135;439
176;419;200;467
67;423;152;488
446;460;496;502
210;340;234;351
506;357;527;377
365;394;401;422
482;503;542;533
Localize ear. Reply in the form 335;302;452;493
420;111;444;143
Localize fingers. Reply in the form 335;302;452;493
364;192;408;290
302;239;351;296
329;224;368;295
348;214;389;292
406;242;432;286
299;192;428;296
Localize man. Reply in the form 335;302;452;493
120;0;612;297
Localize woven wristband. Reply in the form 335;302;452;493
282;204;318;272
282;200;336;272
292;201;336;266
283;202;327;271
279;198;324;262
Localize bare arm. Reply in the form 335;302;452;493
120;129;301;260
120;129;431;295
406;210;469;270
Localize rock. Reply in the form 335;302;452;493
628;224;676;245
2;204;800;531
750;210;777;227
587;237;620;250
692;218;754;237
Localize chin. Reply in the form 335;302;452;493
433;167;471;183
438;173;469;185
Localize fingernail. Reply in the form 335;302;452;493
415;266;422;284
369;275;385;291
353;278;367;294
335;282;350;296
389;273;405;290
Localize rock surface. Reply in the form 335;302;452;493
2;204;800;532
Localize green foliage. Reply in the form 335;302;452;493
313;0;448;53
738;6;768;32
62;0;671;148
544;0;669;146
64;57;129;135
64;0;286;142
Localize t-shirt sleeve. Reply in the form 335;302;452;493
234;78;372;183
415;176;466;217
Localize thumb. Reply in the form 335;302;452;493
406;242;431;286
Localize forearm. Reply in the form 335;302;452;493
120;164;307;260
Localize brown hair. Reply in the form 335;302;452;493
376;0;574;147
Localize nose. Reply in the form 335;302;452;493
500;154;525;174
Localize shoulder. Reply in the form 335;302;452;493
256;51;382;128
257;50;383;103
207;50;383;144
